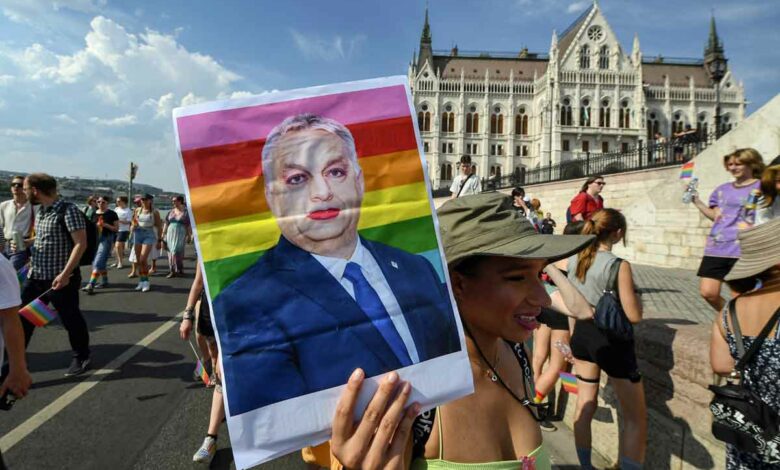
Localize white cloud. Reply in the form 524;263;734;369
54;113;78;124
290;29;366;61
94;82;120;104
0;128;42;137
2;0;106;25
566;1;590;13
88;114;137;126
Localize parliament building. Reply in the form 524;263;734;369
409;1;746;189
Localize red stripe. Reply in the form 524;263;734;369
182;116;418;188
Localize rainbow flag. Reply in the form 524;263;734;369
19;298;57;327
176;78;443;298
559;371;578;395
680;161;695;179
17;264;29;286
194;359;210;386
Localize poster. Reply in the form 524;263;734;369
173;76;472;468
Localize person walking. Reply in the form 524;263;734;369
162;196;191;278
711;218;780;469
83;196;97;220
693;148;765;311
567;208;646;470
19;173;91;376
127;195;142;278
569;176;605;222
0;175;34;270
540;212;557;234
449;155;480;198
112;196;132;269
82;196;119;294
131;194;162;292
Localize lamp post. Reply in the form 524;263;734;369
704;16;727;139
547;78;555;181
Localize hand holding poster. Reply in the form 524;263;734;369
173;76;471;468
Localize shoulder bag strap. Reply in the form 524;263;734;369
456;174;474;197
727;298;745;359
734;303;780;372
606;257;622;297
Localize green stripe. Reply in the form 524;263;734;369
204;215;439;298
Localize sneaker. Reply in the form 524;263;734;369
98;279;109;288
65;357;90;376
135;282;144;291
165;271;175;279
128;272;137;278
82;284;95;295
192;436;216;464
141;281;150;292
539;420;557;432
116;263;124;269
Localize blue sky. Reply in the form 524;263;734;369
0;0;777;191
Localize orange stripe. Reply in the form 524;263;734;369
182;116;418;188
189;149;424;225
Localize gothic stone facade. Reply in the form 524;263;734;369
409;3;746;189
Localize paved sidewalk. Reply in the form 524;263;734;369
631;264;729;325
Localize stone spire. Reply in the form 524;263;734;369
631;33;641;64
705;14;724;56
417;7;433;70
550;29;558;52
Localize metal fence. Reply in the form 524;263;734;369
447;131;719;194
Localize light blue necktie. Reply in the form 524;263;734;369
343;262;412;367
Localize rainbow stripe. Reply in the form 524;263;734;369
559;371;578;395
680;161;694;179
194;360;210;386
177;82;442;298
19;298;57;327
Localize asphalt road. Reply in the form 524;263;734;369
0;249;600;470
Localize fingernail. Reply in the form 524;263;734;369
386;371;398;384
412;403;421;415
350;368;364;382
402;381;411;394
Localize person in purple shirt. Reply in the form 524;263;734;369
692;148;765;311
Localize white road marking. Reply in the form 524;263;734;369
0;318;178;452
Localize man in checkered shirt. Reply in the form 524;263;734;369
19;173;91;376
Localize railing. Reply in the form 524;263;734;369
435;131;719;193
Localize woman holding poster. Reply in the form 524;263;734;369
328;193;594;470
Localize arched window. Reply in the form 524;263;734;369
599;99;610;127
441;104;455;133
619;100;630;128
490;107;503;135
514;107;528;135
490;165;502;178
721;114;732;134
697;113;708;138
580;98;591;127
579;45;590;69
646;111;660;140
417;105;431;132
559;98;573;126
599;45;609;70
440;163;453;181
465;105;479;133
672;112;685;134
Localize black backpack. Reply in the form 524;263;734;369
593;257;634;341
57;202;97;266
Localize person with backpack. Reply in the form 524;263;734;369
566;208;646;470
17;173;91;376
449;155;480;199
710;218;780;469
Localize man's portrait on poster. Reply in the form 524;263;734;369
214;113;460;415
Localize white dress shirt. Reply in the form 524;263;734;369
449;173;480;197
0;199;34;244
312;239;420;364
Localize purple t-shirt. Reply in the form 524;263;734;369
704;180;761;258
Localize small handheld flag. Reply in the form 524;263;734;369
194;359;210;386
680;161;694;179
19;298;57;327
559;371;578;395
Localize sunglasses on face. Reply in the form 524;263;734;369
11;183;23;188
596;182;606;186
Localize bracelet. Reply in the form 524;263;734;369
182;312;195;321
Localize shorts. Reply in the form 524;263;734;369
196;291;215;338
570;319;641;382
697;256;738;281
538;307;570;331
116;231;130;243
133;227;156;245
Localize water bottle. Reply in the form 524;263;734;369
12;230;24;253
742;188;762;226
682;177;699;204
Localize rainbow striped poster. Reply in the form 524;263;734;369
173;76;470;469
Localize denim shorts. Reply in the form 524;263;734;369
116;231;130;243
133;228;157;245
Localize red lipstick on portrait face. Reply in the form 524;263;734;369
308;208;341;220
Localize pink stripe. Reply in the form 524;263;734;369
176;85;410;151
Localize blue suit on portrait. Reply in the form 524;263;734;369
213;235;461;416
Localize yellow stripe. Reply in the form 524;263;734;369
197;181;432;262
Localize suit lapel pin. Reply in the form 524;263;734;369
391;261;399;269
